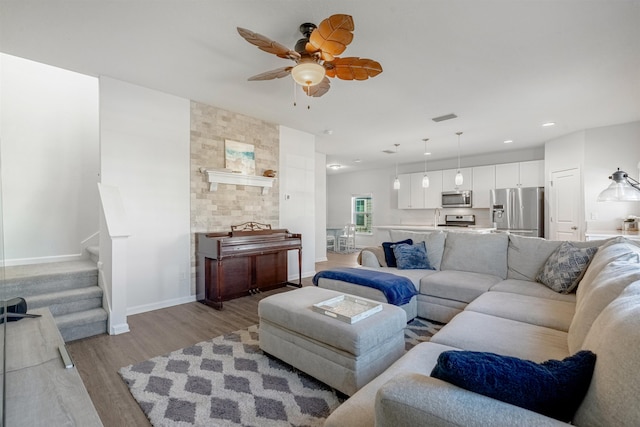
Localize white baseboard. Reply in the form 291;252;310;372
126;295;197;316
2;253;84;267
110;323;130;335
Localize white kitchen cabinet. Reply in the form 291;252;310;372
397;172;425;209
442;167;472;191
424;170;443;208
397;173;412;209
471;165;495;208
495;160;543;188
519;160;545;187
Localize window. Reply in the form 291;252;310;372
352;194;373;234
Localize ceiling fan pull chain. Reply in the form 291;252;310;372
293;80;297;107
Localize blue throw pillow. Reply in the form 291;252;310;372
392;242;432;270
381;239;413;267
430;350;596;422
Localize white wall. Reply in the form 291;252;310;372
0;53;99;264
100;77;191;314
315;152;327;262
584;122;640;230
279;126;316;279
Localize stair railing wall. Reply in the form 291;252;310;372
97;183;131;335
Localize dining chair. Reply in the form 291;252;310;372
326;234;336;252
337;224;356;253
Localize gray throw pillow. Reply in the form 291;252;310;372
537;242;598;293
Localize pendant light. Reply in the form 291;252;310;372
455;132;463;187
597;168;640;201
393;143;400;190
422;138;430;188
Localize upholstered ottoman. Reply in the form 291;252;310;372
258;286;407;396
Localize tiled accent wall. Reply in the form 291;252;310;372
190;101;280;293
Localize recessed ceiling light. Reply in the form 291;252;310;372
323;129;333;135
542;122;556;127
423;152;432;156
503;140;513;144
327;164;342;170
353;159;361;163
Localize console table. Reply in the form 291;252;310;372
2;308;102;426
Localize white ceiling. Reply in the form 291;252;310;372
2;1;639;174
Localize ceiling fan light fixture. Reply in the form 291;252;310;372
291;61;325;87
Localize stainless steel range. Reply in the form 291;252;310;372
443;214;476;227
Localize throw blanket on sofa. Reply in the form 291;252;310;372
312;267;418;306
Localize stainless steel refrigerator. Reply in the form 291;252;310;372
490;187;544;237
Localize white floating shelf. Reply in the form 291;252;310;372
200;168;276;195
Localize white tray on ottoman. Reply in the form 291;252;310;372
258;286;407;396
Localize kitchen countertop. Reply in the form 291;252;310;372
374;225;496;233
585;230;640;240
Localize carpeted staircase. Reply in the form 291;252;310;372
1;259;108;342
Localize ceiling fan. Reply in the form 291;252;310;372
237;14;383;97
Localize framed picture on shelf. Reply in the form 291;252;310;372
225;140;256;175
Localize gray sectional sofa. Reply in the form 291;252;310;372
316;231;640;426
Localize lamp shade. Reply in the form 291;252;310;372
422;174;430;188
393;177;400;190
597;169;640;202
291;61;326;87
455;171;464;186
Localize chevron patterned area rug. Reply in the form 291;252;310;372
119;318;442;427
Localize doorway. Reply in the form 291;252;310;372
550;168;582;241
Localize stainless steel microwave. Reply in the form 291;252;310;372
442;190;472;208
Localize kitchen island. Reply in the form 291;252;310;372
374;225;496;233
585;230;640;242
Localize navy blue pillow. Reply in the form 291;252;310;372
381;239;413;267
430;350;596;422
393;242;432;270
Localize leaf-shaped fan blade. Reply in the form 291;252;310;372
237;27;301;60
303;77;331;97
325;57;383;81
248;67;293;81
306;14;354;61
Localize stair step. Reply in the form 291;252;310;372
56;308;108;342
26;286;103;316
1;260;98;299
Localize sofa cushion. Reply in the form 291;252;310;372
465;291;575;332
440;232;508;278
567;260;640;353
536;242;598;293
576;238;640;303
420;270;502;303
389;230;446;270
430;349;596;422
381;239;413;268
490;279;576;303
430;311;569;362
507;234;562;281
324;342;459;427
573;282;640;426
393;242;433;270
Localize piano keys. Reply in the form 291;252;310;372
196;226;302;309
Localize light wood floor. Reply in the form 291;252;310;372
67;252;358;427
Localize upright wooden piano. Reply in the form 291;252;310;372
196;222;302;309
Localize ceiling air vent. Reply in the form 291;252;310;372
432;113;458;122
382;149;396;154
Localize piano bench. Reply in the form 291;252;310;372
258;287;406;396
